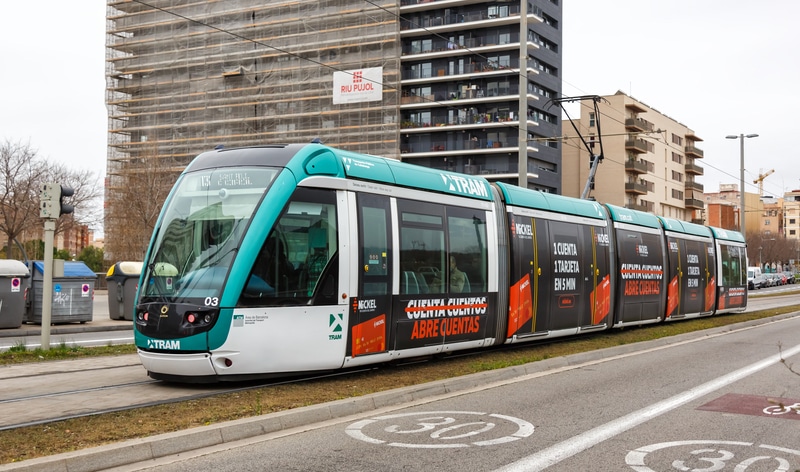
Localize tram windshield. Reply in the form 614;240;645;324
142;167;280;302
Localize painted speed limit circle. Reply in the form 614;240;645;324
626;440;800;471
346;411;534;448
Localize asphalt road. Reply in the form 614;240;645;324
113;313;800;472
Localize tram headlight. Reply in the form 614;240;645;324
182;309;217;328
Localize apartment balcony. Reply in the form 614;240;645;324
685;180;704;193
625;158;648;174
685;161;704;175
685;145;704;158
624;117;654;132
685;198;704;210
625;181;648;195
400;136;522;155
625;202;649;212
625;138;648;154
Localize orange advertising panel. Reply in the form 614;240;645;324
705;276;716;312
591;274;611;325
351;314;386;357
666;276;679;318
508;274;532;337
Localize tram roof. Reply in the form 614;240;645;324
186;144;495;201
494;182;607;220
657;216;712;238
708;226;746;243
604;204;662;229
298;145;494;201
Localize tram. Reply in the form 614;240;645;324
133;143;748;382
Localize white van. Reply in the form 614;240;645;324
747;266;766;290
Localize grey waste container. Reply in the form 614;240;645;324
106;261;143;320
0;260;30;329
25;261;97;324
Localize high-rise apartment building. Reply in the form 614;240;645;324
104;1;562;258
398;0;562;191
562;92;704;223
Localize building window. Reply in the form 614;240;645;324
672;152;683;164
672;189;684;200
671;170;683;182
671;133;683;146
589;112;596;128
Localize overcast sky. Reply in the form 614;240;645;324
1;1;798;210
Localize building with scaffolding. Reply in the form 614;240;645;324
105;0;562;259
561;91;705;223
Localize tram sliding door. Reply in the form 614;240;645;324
348;193;393;357
665;235;715;319
507;212;611;338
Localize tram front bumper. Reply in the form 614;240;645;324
137;350;217;378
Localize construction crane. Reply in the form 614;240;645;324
753;168;774;195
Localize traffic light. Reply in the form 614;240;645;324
39;182;74;218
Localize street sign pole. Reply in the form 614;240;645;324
41;219;55;350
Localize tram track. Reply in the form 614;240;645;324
0;358;376;432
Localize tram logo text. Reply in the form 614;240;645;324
147;339;181;350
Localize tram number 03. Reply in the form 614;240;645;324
204;297;220;307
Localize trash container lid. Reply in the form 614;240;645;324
107;261;144;277
0;260;29;277
32;261;97;277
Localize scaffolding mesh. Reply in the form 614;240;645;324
105;0;401;259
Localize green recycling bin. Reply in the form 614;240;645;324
106;261;143;320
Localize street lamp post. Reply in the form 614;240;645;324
726;133;759;235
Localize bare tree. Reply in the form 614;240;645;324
105;145;181;262
0;140;48;258
746;231;799;270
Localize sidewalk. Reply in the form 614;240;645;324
0;290;132;339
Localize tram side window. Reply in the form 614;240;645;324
359;196;391;296
720;243;746;286
398;202;445;295
447;210;487;293
240;188;338;306
397;199;487;294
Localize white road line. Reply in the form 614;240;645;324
494;342;800;472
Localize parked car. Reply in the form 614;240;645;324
747;266;766;290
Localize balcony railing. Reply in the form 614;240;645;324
402;59;521;80
625;202;650;212
400;5;521;28
625;181;648;194
625;159;648;174
625;138;648;154
400;137;521;154
625;118;654;132
685;198;704;209
402;32;521;56
685;180;704;193
685;145;704;158
685;162;704;175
